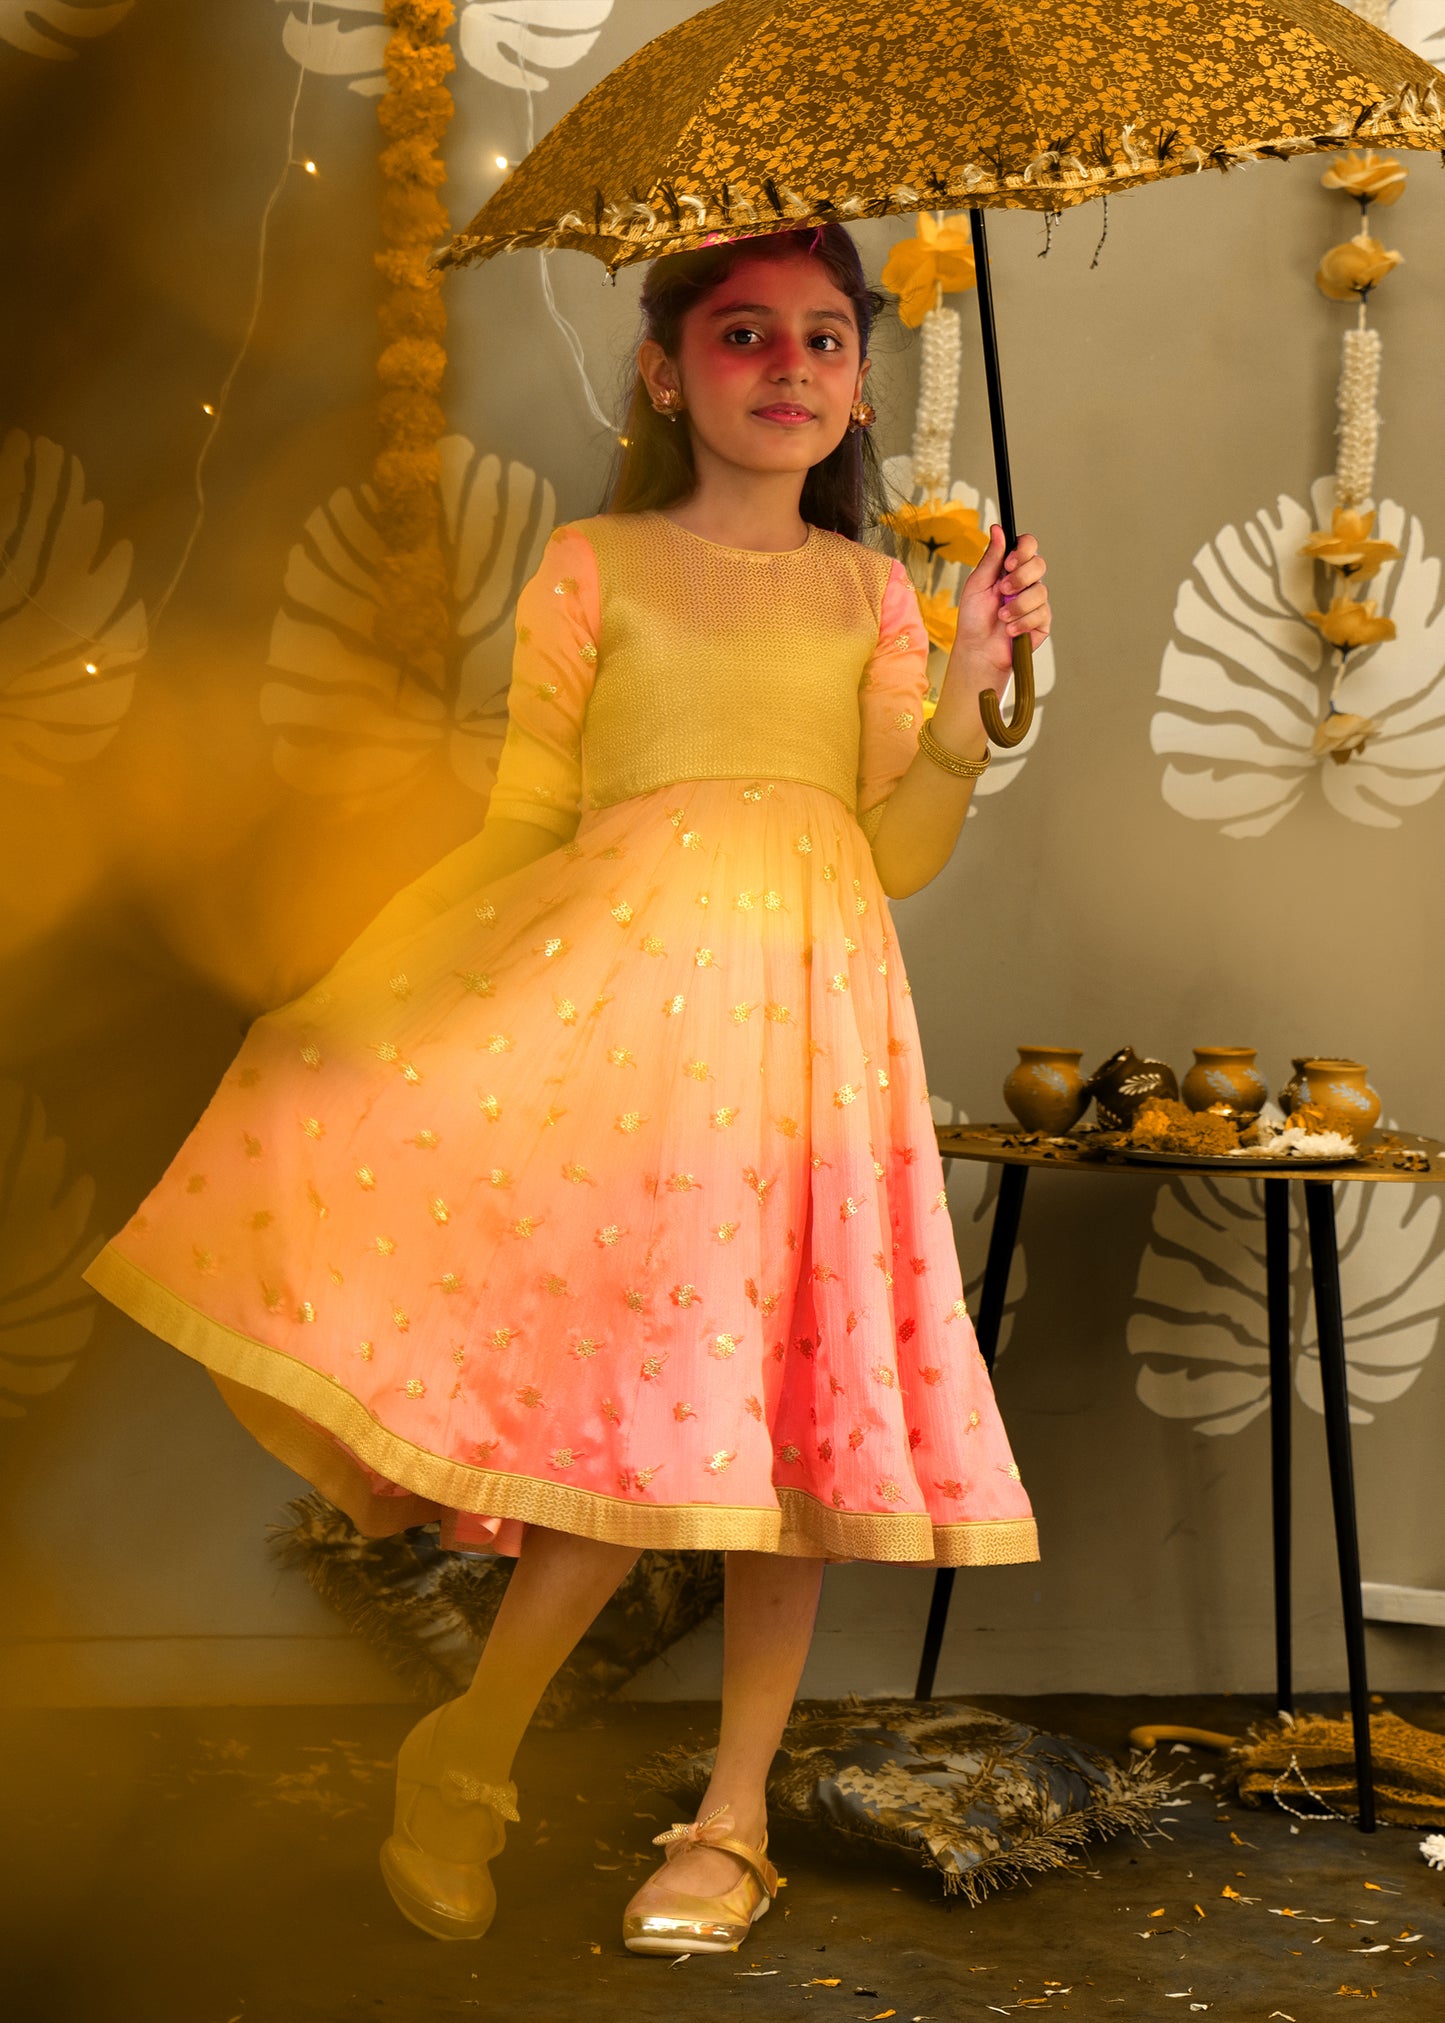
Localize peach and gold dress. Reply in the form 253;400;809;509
83;510;1038;1568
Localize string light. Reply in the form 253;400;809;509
0;2;321;670
494;154;509;170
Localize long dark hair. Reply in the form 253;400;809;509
602;224;889;542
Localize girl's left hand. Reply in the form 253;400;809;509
949;525;1051;689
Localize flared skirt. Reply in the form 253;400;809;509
83;777;1037;1567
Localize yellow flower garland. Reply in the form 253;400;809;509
373;0;456;674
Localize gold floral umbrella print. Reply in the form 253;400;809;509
435;0;1445;745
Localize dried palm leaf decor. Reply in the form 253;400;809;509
266;1492;724;1720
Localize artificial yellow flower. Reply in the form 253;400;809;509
879;212;976;327
1299;507;1401;581
1321;150;1408;207
878;496;988;566
1316;231;1402;302
1312;710;1379;766
1305;593;1396;651
917;588;959;653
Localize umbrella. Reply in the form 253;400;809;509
433;0;1445;747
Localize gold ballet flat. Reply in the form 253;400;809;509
622;1801;779;1956
379;1700;520;1942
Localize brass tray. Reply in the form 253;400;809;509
1121;1146;1362;1170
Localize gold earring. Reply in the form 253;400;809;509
848;398;876;433
652;388;682;418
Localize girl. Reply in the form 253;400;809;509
82;221;1051;1955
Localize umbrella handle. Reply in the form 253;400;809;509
968;206;1036;750
978;632;1035;747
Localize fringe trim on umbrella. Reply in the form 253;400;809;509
433;90;1445;275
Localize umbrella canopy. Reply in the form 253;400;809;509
435;0;1445;272
432;0;1445;748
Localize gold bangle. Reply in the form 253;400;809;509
918;716;991;777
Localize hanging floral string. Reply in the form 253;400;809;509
1299;145;1407;766
876;214;987;675
373;0;456;680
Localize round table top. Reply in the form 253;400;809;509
934;1121;1444;1184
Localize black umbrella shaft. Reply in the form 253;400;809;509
968;207;1017;550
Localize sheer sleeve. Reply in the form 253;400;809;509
484;524;601;842
856;558;930;846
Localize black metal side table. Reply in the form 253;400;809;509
916;1123;1445;1834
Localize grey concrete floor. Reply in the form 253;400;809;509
3;1694;1442;2023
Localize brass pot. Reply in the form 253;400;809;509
1297;1059;1382;1142
1085;1046;1179;1130
1002;1046;1089;1135
1181;1046;1270;1125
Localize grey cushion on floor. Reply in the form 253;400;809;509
632;1696;1175;1903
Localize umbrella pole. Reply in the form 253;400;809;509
968;207;1035;748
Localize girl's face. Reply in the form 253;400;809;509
640;250;869;478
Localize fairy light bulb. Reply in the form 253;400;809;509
494;155;509;170
202;402;215;416
303;159;318;175
84;661;98;675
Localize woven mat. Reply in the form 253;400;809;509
1232;1712;1445;1828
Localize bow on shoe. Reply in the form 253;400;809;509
440;1766;521;1820
652;1802;736;1853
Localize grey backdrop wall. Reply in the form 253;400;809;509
2;0;1442;1708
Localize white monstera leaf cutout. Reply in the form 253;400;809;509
263;437;555;805
277;0;612;95
1152;478;1445;837
1128;1172;1443;1435
460;1;613;90
276;0;389;96
0;1081;101;1420
0;0;131;59
880;452;1055;815
0;429;146;786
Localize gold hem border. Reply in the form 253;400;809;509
83;1244;1039;1567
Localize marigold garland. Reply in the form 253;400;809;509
373;0;455;675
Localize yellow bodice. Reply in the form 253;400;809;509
573;511;893;812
